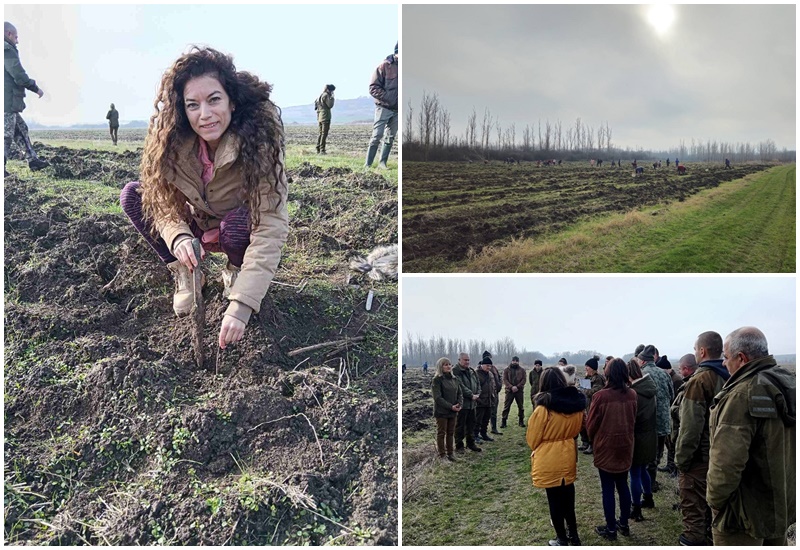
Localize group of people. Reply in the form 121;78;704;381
430;327;795;546
315;42;397;168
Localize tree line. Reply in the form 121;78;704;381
402;332;607;368
403;91;795;163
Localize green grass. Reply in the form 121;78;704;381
403;422;683;546
464;164;796;272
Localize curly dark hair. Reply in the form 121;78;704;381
140;46;285;231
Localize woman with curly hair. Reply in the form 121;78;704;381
120;47;289;349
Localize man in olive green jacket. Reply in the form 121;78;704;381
528;360;543;406
708;327;795;545
672;333;729;546
453;353;482;452
315;84;334;154
4;22;48;174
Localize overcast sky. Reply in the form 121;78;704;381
403;4;796;151
4;4;397;126
402;277;796;358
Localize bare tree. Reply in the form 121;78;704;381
404;101;414;143
555;119;562;152
522;124;531;151
544;120;552;152
466;108;478;149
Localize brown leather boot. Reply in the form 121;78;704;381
167;261;194;317
222;262;240;298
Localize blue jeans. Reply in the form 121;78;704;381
598;469;631;531
629;463;651;506
365;105;398;166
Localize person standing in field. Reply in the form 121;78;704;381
587;358;638;541
527;367;586;546
431;357;462;462
707;327;794;546
364;42;397;169
578;355;606;455
474;357;498;442
671;333;728;546
106;103;120;145
314;84;334;155
4;21;49;176
483;350;503;435
637;345;674;492
656;354;682;477
501;356;526;428
422;360;428;375
452;352;481;453
529;359;544;406
119;47;289;349
627;358;657;522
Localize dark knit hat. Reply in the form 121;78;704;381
534;360;543;366
638;344;657;362
482;350;492;359
512;356;519;362
480;357;493;365
656;355;672;369
326;84;336;91
634;344;645;357
585;357;599;370
558;358;568;365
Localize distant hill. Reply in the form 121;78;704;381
27;96;375;130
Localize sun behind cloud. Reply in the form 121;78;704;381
646;4;676;37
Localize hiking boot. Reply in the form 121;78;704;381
490;429;503;435
519;419;526;427
548;538;568;546
500;420;508;428
616;521;630;537
480;433;494;442
168;261;194;317
221;262;240;298
445;454;457;462
28;158;49;171
567;529;581;546
630;504;645;522
595;525;616;541
641;493;655;509
582;445;593;455
467;443;482;452
455;447;466;454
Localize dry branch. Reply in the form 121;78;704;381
287;337;364;357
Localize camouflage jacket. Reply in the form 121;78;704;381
642;362;674;436
453;365;481;410
707;356;795;539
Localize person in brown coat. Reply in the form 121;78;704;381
501;356;526;427
431;357;463;461
587;358;638;541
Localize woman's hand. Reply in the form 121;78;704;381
219;316;246;349
174;237;206;271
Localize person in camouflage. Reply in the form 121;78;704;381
364;42;397;169
4;22;48;175
314;84;334;154
637;344;674;492
708;327;795;546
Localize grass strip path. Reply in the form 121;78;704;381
402;422;683;546
463;164;795;273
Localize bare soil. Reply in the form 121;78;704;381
4;142;397;545
402;161;776;270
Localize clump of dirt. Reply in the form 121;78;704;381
32;143;142;186
401;370;434;435
4;152;397;545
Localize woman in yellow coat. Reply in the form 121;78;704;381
527;367;587;546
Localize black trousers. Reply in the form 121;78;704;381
475;406;492;436
455;408;476;447
647;434;667;484
545;481;577;540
